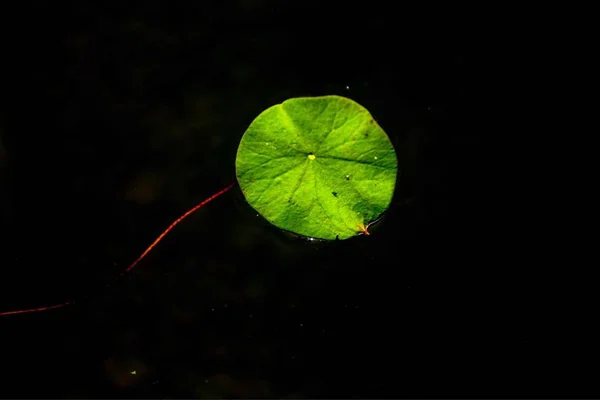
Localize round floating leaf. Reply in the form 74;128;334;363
235;95;398;240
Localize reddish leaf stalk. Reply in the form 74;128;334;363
0;182;237;317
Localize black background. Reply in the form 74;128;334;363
0;1;592;399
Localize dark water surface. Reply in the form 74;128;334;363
0;2;576;399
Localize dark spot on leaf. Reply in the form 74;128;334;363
345;175;351;181
332;192;338;197
364;132;369;137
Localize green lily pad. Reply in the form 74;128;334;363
235;95;398;240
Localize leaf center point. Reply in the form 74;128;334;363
307;153;316;160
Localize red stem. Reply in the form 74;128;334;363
0;182;237;317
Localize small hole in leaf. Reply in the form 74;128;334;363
332;192;338;197
365;133;369;137
345;175;351;180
